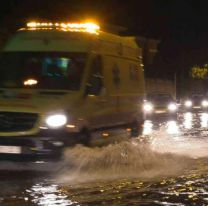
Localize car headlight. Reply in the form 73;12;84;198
45;114;67;128
202;100;208;107
168;103;177;111
143;103;153;112
185;100;192;107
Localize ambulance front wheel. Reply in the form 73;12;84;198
79;129;92;146
130;120;144;138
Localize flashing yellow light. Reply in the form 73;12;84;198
26;21;100;34
24;79;38;86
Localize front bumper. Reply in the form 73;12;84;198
0;129;79;162
0;136;64;162
145;109;177;120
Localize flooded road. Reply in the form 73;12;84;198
1;112;208;206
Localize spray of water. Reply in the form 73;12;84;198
56;114;208;183
56;140;193;183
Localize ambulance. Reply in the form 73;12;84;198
0;21;145;161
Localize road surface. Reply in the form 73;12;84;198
0;112;208;206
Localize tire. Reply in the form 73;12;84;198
130;120;144;138
79;129;92;146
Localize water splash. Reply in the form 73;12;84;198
53;112;208;184
56;140;193;184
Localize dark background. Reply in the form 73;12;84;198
1;0;208;84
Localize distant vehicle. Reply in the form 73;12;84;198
183;93;208;111
0;21;145;162
143;93;178;119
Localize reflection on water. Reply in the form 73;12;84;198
200;112;208;128
143;112;208;135
184;112;193;129
166;120;179;135
143;120;180;135
183;112;208;129
148;112;208;159
142;120;153;135
28;184;76;206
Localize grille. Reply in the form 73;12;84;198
155;106;166;109
0;137;35;147
0;112;38;132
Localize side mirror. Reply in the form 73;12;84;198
84;76;103;97
84;83;100;96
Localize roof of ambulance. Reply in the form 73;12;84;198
4;29;139;52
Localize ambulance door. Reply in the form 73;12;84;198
84;55;114;129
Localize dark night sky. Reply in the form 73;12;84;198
1;0;208;78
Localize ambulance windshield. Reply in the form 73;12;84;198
0;52;86;90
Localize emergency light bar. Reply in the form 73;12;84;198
26;22;100;34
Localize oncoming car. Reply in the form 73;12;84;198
183;93;208;111
143;93;178;120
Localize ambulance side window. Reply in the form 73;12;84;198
86;56;103;96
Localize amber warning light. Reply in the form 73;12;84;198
26;22;100;34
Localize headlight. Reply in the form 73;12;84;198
185;100;192;107
46;114;67;128
168;103;177;111
202;100;208;107
143;103;153;112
